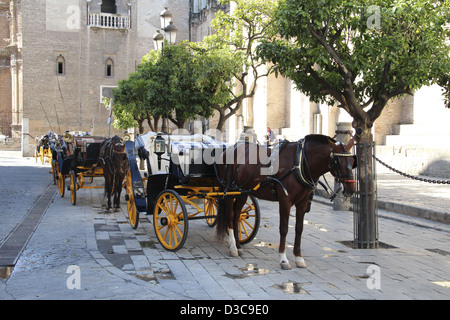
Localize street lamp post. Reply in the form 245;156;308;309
152;7;178;133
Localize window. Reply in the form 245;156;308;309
56;55;65;75
100;85;117;103
105;58;114;78
101;0;116;14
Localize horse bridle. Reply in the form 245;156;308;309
329;144;356;185
106;139;127;175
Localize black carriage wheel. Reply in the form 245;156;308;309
153;190;188;251
70;170;77;206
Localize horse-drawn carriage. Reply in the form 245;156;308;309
124;130;358;269
124;132;261;252
53;132;108;205
34;131;58;164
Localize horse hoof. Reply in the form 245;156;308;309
230;249;239;257
280;261;292;270
295;257;307;268
238;249;244;256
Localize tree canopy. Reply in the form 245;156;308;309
109;0;278;133
201;0;278;130
258;0;450;141
111;41;233;132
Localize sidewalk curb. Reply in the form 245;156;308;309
376;200;449;225
313;194;449;225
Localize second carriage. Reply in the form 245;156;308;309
124;132;261;252
53;132;107;205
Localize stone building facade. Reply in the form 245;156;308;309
191;0;450;178
2;0;450;177
1;0;190;156
0;0;20;140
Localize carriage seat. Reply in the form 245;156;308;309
73;136;107;165
170;139;227;178
137;132;229;178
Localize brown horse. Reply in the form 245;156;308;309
98;135;128;211
216;134;357;269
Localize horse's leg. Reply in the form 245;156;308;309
113;190;119;211
278;199;292;270
114;176;121;210
293;201;308;268
223;197;239;257
232;195;248;256
105;177;112;211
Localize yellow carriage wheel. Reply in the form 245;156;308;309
39;146;44;164
34;149;38;163
205;198;218;227
125;170;139;229
237;195;260;244
153;190;188;251
57;170;65;198
70;170;77;206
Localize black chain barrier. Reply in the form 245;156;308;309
373;155;450;185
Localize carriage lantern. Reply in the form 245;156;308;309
154;132;165;170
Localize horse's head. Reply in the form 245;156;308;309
110;136;127;175
329;137;357;197
112;140;126;153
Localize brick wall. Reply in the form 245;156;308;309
374;98;403;145
18;0;190;156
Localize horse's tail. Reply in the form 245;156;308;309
215;195;228;242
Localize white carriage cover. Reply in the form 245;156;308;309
135;132;229;175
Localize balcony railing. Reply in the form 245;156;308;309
88;12;130;29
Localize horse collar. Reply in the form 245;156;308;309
293;139;317;190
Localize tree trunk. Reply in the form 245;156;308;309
138;120;144;134
353;123;378;248
216;107;226;132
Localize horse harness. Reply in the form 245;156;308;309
271;138;356;204
218;141;291;200
293;139;356;188
99;136;127;193
217;138;356;205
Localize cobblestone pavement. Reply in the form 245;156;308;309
0;151;449;301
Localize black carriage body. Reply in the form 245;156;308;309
56;136;105;175
72;137;105;169
145;142;225;214
126;134;228;215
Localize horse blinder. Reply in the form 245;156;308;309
330;153;356;184
352;155;357;169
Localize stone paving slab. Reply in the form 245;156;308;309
73;185;449;300
1;152;449;301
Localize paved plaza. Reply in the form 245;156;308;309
0;151;449;301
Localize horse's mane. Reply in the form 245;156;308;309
305;134;336;144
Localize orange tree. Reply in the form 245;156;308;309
258;0;449;244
